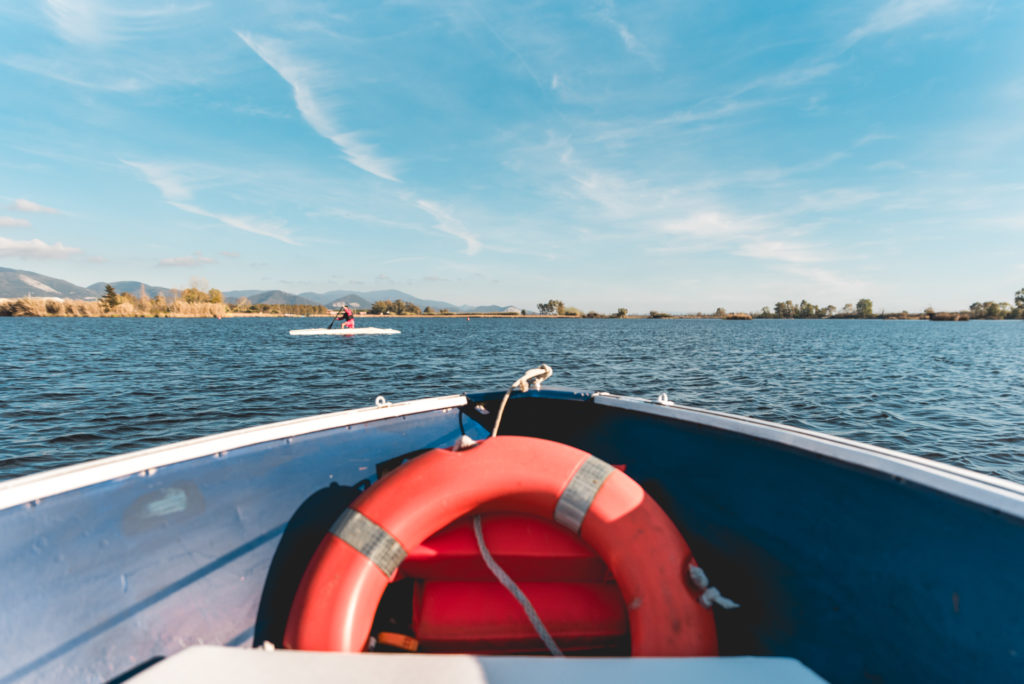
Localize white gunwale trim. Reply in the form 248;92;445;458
0;395;468;512
593;393;1024;520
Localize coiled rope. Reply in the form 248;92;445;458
491;364;553;436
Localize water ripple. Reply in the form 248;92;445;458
1;317;1022;484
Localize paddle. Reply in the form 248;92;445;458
327;304;345;330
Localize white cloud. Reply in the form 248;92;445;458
855;133;895;146
0;236;80;258
0;216;32;228
158;252;215;267
738;62;840;94
236;31;398;182
2;55;147;91
11;198;62;214
415;200;482;255
655;99;765;129
169;202;298;245
44;0;206;45
123;160;193;200
593;2;657;66
45;0;105;44
551;74;560;90
796;188;883;212
660;211;763;238
735;240;830;264
783;265;867;294
847;0;961;45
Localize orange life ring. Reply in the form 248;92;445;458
283;435;718;656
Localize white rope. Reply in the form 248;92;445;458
491;364;552;437
472;515;562;656
687;564;741;610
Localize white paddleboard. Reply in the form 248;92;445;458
289;327;401;336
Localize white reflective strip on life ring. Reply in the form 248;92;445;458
330;508;407;576
553;456;616;534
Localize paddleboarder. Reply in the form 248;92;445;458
336;304;355;329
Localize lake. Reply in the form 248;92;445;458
1;317;1022;483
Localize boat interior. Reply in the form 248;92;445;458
0;385;1021;683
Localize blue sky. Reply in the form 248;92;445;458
1;1;1022;312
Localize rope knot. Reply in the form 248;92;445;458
687;564;740;610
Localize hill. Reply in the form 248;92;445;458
0;267;96;299
1;267;514;311
86;281;177;300
299;288;514;312
223;290;321;306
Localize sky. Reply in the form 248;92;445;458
1;0;1023;313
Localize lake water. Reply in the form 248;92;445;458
1;317;1022;483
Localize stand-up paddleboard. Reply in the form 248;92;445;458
289;327;400;336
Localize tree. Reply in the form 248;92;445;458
537;299;565;315
856;299;873;318
208;288;223;304
182;287;205;304
101;284;119;310
714;307;727;318
1015;288;1024;309
234;296;251;311
615;307;628;318
774;300;795;318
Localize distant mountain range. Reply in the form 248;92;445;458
0;266;517;313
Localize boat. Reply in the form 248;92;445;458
289;327;401;336
0;365;1021;683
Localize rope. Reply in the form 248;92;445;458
687;564;740;610
491;364;553;436
472;515;562;656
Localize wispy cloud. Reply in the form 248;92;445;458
236;31;398;182
11;198;62;214
169;201;297;245
593;1;657;66
783;265;867;294
855;133;896;146
123;160;193;200
735;240;831;264
44;0;207;45
795;188;883;213
1;55;145;91
123;159;297;244
736;62;840;95
660;211;765;238
0;216;32;228
0;236;80;258
45;0;106;45
415;200;482;255
158;251;215;267
847;0;961;45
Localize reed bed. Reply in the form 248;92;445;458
0;297;227;318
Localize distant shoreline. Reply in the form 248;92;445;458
1;296;1017;321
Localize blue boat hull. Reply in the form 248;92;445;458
0;388;1020;682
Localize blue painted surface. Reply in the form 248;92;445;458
495;395;1024;683
0;391;1021;683
0;407;487;683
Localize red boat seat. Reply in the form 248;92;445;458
396;513;626;654
399;514;613;583
412;580;627;654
